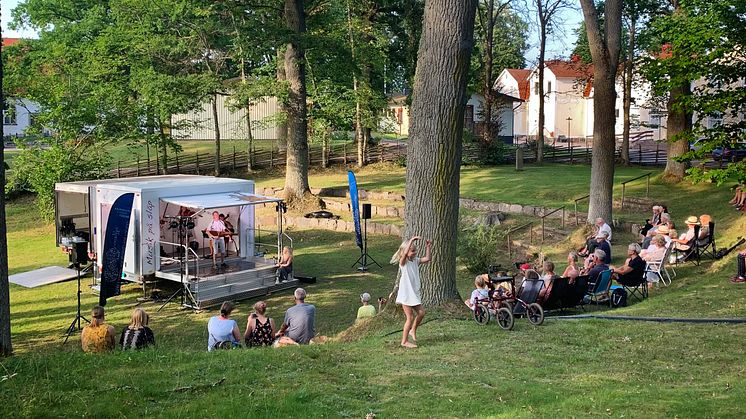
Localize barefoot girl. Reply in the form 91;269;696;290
391;236;431;348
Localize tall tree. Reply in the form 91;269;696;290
534;0;572;164
580;0;622;223
1;30;13;357
405;0;478;305
283;0;311;204
473;0;528;143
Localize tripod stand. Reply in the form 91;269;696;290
158;218;196;312
352;218;381;272
63;263;90;344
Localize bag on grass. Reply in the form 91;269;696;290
611;288;627;308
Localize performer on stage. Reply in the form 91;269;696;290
205;211;227;268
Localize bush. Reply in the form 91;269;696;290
9;144;111;219
457;223;507;274
479;140;511;165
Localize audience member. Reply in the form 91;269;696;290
357;292;378;319
81;306;116;353
207;301;241;351
730;249;746;283
538;261;556;303
244;301;275;347
671;216;700;252
729;184;745;210
611;244;646;286
640;205;663;237
641;235;668;262
276;288;316;345
697;214;712;246
580;218;612;256
120;308;155;350
642;224;671;249
464;276;490;310
594;232;612;264
585;249;609;284
391;236;431;349
562;251;580;283
275;246;294;284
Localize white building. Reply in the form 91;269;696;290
2;98;46;138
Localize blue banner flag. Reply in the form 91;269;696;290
99;193;135;306
348;171;363;250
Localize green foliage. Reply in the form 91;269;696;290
457;224;507;274
9;145;110;219
639;0;746;185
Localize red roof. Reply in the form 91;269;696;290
2;38;22;47
545;60;593;78
506;69;531;100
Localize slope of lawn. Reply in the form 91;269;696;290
2;163;745;417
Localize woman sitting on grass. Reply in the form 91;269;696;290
81;306;116;353
120;308;155;350
207;301;242;351
244;301;275;347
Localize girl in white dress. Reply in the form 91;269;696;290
390;236;432;348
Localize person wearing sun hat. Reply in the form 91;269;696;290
642;224;671;249
672;216;700;252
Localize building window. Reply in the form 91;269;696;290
709;112;723;129
3;104;17;125
547;81;552;94
615;109;619;118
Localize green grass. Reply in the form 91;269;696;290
2;164;746;417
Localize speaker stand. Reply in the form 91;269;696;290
62;264;90;345
352;218;381;271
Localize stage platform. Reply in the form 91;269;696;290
156;256;297;309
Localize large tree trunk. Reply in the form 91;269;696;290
211;94;221;176
621;20;636;167
537;16;547;164
276;48;288;152
283;0;311;203
581;0;621;223
663;82;691;181
481;0;495;144
0;39;12;356
404;0;477;306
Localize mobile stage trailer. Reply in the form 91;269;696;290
54;175;294;308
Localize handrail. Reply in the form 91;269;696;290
539;206;565;243
620;172;652;210
506;222;533;260
573;194;590;226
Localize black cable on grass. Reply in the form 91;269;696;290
549;314;746;324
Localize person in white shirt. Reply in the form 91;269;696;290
206;211;227;267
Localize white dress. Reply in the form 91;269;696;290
396;259;422;306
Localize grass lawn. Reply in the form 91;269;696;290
2;164;746;417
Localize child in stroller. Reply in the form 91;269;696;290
465;276;490;310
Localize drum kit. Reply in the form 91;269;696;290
165;214;200;254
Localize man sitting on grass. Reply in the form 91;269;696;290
276;288;316;344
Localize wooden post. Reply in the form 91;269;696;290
196;152;200;175
270;147;274;169
380;144;384;163
232;145;236;171
655;143;660;165
569;145;574;165
176;151;180;172
621;184;626;210
638;144;642;164
117;161;121;178
646;174;650;198
136;156;140;176
343;142;347;165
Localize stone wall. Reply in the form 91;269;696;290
257;215;402;237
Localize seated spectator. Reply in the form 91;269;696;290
244;301;275;347
538;261;557;303
81;306;116;353
579;218;612;256
697;214;712;245
585;249;609;284
275;288;316;345
640;205;663;238
641;235;668;262
207;301;242;351
672;216;700;252
561;251;580;283
729;184;745;209
275;246;294;284
120;308;155;350
465;276;490;310
594;232;612;264
730;249;746;283
357;292;379;319
642;224;671;249
611;244;646;286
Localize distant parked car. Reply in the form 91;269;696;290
712;143;746;162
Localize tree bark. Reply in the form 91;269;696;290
581;0;622;223
537;10;547;164
404;0;477;306
159;125;169;175
0;38;12;356
664;82;691;181
621;19;636;166
246;104;254;172
283;0;311;203
211;94;221;176
481;0;495;144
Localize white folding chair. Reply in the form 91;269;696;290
645;245;675;286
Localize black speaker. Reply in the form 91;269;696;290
362;203;372;219
71;241;89;265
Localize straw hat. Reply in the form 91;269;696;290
656;225;670;235
685;215;700;225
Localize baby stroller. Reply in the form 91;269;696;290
472;269;545;330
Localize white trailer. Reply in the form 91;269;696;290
54;175;294;308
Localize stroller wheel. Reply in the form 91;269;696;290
496;307;514;330
500;301;513;313
473;305;490;325
527;303;545;326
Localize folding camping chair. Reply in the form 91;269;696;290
674;224;701;265
645;245;675;287
698;221;717;259
585;269;613;308
620;272;647;302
